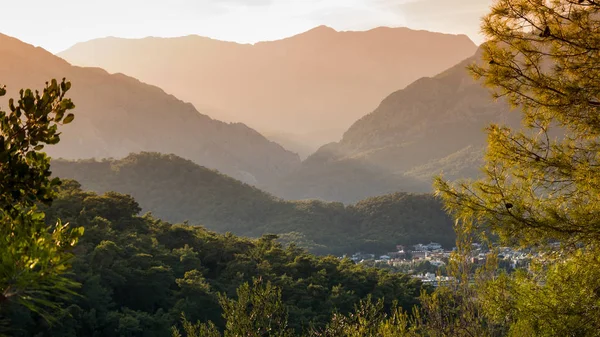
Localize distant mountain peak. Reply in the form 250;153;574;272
272;25;339;43
58;26;478;169
306;25;337;33
0;33;301;186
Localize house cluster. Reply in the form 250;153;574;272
346;242;537;276
485;245;532;269
348;242;452;267
349;252;375;261
412;272;455;287
343;242;546;288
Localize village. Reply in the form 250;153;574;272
342;242;535;286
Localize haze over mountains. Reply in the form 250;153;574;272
0;33;299;186
59;26;478;155
266;47;520;202
1;29;517;204
50;152;456;255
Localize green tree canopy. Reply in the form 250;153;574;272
0;79;83;325
436;0;600;248
435;1;600;334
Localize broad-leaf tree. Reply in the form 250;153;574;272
0;79;83;323
172;279;294;337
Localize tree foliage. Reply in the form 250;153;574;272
51;153;456;255
0;79;83;326
173;279;294;337
218;279;293;337
435;0;600;248
9;182;427;336
435;0;600;335
480;250;600;336
172;272;506;337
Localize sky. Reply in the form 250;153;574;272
0;0;493;53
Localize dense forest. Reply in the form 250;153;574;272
4;1;600;336
51;153;456;255
2;181;426;336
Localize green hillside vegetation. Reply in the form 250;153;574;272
404;145;485;182
50;152;456;255
3;181;426;336
9;1;600;332
265;145;428;203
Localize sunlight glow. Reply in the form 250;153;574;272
0;0;489;53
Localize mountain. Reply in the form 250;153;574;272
265;144;428;203
58;26;478;151
50;152;456;255
262;129;339;160
0;33;300;185
267;47;521;202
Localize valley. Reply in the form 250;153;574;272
3;1;593;333
58;26;477;152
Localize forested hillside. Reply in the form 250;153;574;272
3;182;426;336
50;152;456;254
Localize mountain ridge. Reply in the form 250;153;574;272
61;25;474;52
267;47;522;202
0;33;300;186
58;26;478;152
50;152;456;255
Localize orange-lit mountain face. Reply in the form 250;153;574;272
59;26;477;155
0;33;300;185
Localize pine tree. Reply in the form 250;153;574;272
435;1;600;334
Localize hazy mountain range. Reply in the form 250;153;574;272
1;28;519;204
50;152;455;255
265;47;521;202
58;26;477;155
0;33;299;186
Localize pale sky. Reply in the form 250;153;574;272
0;0;493;53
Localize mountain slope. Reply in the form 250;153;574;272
268;48;521;202
50;152;456;255
0;33;299;185
58;26;478;149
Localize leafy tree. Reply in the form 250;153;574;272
51;154;456;256
435;0;600;249
480;250;600;336
172;279;293;337
0;79;83;325
435;0;600;334
11;181;426;336
311;297;419;337
172;315;221;337
219;279;293;337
